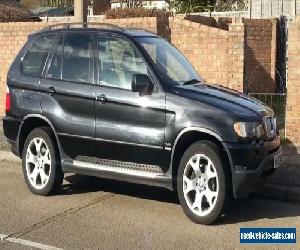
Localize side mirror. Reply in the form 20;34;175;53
132;74;154;95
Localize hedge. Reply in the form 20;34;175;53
106;7;169;19
0;0;40;22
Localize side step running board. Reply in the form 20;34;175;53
61;157;173;191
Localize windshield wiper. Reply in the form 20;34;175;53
180;79;202;86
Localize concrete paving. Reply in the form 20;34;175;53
0;161;300;249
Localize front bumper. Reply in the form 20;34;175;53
227;136;281;198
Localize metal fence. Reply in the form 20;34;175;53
249;93;287;139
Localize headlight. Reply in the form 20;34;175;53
233;122;265;139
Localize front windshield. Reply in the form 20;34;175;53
137;36;202;86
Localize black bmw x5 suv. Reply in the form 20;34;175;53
3;23;282;224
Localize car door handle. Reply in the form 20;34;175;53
96;94;108;104
48;86;56;95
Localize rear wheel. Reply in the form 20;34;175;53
177;141;226;224
22;127;63;195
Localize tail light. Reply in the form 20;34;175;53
5;87;11;113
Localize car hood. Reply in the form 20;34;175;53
172;83;274;119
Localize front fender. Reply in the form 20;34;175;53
167;127;235;184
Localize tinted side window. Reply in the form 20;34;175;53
46;36;63;80
22;35;55;77
98;35;148;90
63;33;92;83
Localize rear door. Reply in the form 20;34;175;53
93;33;168;171
40;31;95;159
8;34;57;117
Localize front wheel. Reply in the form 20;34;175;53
22;127;63;195
177;141;226;224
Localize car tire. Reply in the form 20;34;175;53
22;127;63;196
177;141;226;224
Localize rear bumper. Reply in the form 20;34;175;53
2;116;21;157
7;139;19;157
227;136;281;198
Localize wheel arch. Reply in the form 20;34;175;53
169;127;234;190
17;114;61;158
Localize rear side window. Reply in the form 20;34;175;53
47;32;93;84
22;35;55;77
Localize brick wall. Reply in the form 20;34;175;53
244;19;277;93
0;17;246;117
0;18;158;115
0;16;298;146
0;22;54;112
228;18;246;91
0;17;276;109
169;17;244;88
99;17;158;33
175;16;278;93
184;14;228;30
286;16;300;146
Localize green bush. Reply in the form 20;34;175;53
169;0;214;13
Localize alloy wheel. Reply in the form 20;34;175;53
25;137;51;190
183;154;219;217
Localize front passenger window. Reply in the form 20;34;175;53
98;35;148;90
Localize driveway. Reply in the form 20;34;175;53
0;161;299;249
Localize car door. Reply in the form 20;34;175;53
94;33;169;171
40;31;95;160
7;35;58;119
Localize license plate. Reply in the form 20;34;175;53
274;153;282;169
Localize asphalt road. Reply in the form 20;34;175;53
0;161;300;250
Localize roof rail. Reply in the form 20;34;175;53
42;22;125;31
125;27;157;35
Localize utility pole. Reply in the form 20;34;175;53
74;0;88;23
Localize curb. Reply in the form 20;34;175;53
0;151;21;164
253;184;300;204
